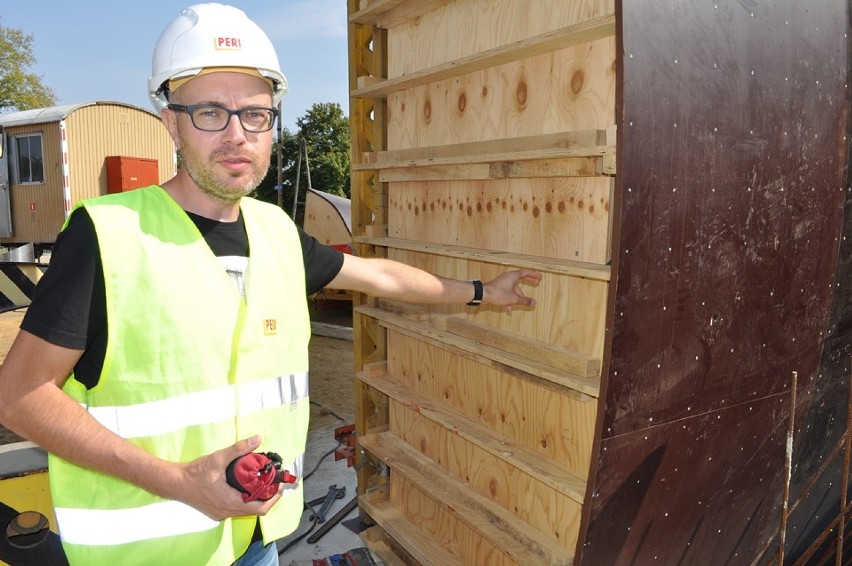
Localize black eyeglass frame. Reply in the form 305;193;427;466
166;103;279;132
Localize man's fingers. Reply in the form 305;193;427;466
519;269;542;283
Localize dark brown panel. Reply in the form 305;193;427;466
583;395;789;563
783;9;852;557
581;1;851;563
607;1;848;436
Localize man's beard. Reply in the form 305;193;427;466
178;144;269;205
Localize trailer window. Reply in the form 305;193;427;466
11;134;44;184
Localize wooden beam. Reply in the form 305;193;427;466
360;431;573;565
358;363;588;502
348;0;452;29
356;305;600;399
349;0;391;506
440;316;600;378
348;0;406;25
353;130;615;171
359;486;465;566
371;303;600;378
360;521;424;566
379;156;607;182
351;14;616;98
353;236;612;281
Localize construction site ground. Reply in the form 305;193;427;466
0;305;372;565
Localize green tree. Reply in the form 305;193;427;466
255;102;350;225
294;102;350;199
0;22;57;112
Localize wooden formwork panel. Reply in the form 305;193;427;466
349;0;615;563
351;0;852;563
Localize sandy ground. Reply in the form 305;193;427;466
0;308;356;446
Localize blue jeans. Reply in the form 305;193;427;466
232;540;278;566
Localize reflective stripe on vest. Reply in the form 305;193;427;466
54;454;304;546
84;372;308;438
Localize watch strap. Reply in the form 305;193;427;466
467;279;483;306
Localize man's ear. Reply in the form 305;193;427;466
160;108;180;148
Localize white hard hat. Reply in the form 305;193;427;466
148;3;288;112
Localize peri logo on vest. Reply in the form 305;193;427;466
264;319;277;336
214;36;242;50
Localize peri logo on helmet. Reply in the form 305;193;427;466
148;4;288;113
214;37;242;50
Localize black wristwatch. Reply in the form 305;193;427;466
467;279;483;306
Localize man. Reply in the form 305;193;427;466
0;4;540;565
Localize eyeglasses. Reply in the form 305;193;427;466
167;104;278;132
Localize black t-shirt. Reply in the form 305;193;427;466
21;206;344;389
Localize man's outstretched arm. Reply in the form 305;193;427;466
326;254;541;309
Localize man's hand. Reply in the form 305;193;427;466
173;435;283;521
482;269;541;309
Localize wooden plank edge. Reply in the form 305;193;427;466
360;431;573;565
441;315;600;378
352;145;616;171
362;130;610;165
359;524;420;566
363;305;600;399
348;0;406;25
352;235;612;281
378;156;610;182
356;366;588;503
350;0;452;29
351;14;616;98
356;305;599;400
375;0;456;29
359;488;465;566
376;300;599;378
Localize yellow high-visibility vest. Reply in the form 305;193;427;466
49;186;311;566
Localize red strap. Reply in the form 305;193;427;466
227;453;297;503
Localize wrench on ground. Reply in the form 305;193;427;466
312;484;346;523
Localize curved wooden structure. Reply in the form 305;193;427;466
304;188;354;305
303;188;352;250
348;0;850;563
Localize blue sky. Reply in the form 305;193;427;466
2;1;350;131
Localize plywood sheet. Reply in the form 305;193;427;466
387;38;616;150
386;0;615;77
390;401;583;551
391;475;518;565
387;331;597;477
388;177;611;264
385;248;609;356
